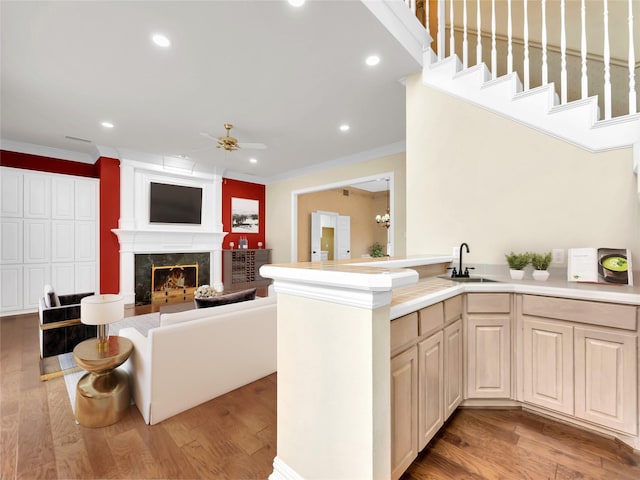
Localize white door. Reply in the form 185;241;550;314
310;212;321;261
337;215;350;260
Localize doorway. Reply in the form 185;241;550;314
291;173;394;263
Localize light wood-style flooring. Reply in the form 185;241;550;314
2;310;640;479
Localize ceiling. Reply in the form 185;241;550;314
0;0;422;184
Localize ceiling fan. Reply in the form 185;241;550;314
200;123;267;152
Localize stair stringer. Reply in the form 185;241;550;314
422;53;640;153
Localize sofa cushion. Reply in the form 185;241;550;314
160;294;276;327
194;288;256;309
43;284;60;308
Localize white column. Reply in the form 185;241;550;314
118;162;136;230
438;0;446;60
628;0;636;114
524;0;530;90
491;0;497;79
581;0;588;99
463;0;468;68
262;264;418;480
541;0;548;85
476;0;482;65
211;249;223;292
560;0;567;104
507;0;513;74
449;0;455;58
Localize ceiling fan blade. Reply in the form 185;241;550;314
199;132;217;140
238;142;267;150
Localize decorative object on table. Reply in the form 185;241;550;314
194;284;217;299
505;251;530;280
567;247;633;285
74;294;131;427
194;287;257;309
531;252;552;281
369;242;385;258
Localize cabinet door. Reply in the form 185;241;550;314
75;180;97;221
23;263;50;309
574;326;637;435
1;168;23;217
23;173;50;219
444;319;463;417
51;176;75;220
391;347;418;480
0;265;23;312
23;220;50;263
417;331;443;450
74;222;96;262
466;316;511;398
51;221;75;262
523;318;574;415
0;219;23;264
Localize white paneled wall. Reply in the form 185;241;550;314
0;167;99;315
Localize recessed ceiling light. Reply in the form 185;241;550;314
365;55;381;66
101;121;114;129
339;124;350;132
288;0;305;6
249;158;258;164
152;33;171;48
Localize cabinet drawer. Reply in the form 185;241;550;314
522;295;637;331
466;293;511;313
419;303;443;336
391;312;418;353
444;295;462;323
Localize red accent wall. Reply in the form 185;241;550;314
95;157;120;293
1;149;120;293
222;178;266;249
0;150;98;177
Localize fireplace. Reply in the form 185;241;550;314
135;253;209;305
112;160;227;305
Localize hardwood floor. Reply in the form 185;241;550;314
2;311;640;479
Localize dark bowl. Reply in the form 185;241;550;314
598;254;628;284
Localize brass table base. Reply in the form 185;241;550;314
75;369;130;427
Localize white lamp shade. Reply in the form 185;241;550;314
80;294;124;325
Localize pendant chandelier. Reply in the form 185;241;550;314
375;179;391;228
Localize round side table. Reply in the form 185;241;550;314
73;336;133;427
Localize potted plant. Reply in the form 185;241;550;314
531;252;552;281
505;251;530;280
369;242;385;258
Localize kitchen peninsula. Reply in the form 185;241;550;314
260;255;640;480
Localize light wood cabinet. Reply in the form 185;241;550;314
519;294;638;436
391;346;418;480
465;293;512;399
444;319;463;417
391;295;463;479
417;330;443;450
523;318;574;415
574;325;637;435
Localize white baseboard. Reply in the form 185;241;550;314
269;457;304;480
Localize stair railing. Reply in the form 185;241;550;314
410;0;637;120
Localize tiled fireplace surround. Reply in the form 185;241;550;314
113;159;227;305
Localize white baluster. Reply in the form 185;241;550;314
524;0;530;90
463;0;468;68
476;0;482;65
560;0;567;104
581;0;588;99
629;0;636;114
604;0;612;119
425;0;431;37
541;0;548;85
507;0;513;74
438;0;446;60
491;0;497;79
450;0;455;58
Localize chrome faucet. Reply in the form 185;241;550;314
451;242;474;278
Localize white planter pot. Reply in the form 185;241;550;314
509;269;525;280
532;270;550;281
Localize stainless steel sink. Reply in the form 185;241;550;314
438;275;499;283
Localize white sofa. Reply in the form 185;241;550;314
119;293;276;425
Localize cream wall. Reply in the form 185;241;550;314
266;152;406;264
405;73;639;266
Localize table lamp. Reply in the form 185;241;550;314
80;294;124;353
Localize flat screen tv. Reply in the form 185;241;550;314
149;182;203;224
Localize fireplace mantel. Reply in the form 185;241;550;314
113;228;228;305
